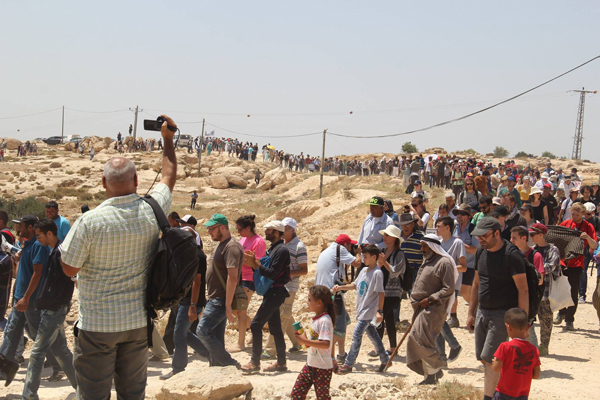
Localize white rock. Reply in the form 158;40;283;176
209;175;230;189
155;366;252;400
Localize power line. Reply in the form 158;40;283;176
329;54;600;139
0;108;61;120
64;107;129;114
203;122;322;139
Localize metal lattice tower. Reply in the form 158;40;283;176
570;87;596;160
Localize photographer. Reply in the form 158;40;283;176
315;234;362;366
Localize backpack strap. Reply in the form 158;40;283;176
141;195;170;233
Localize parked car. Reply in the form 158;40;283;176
69;137;83;144
43;136;64;145
175;134;193;147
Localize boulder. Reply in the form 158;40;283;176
4;138;22;150
49;162;62;168
213;166;246;176
64;142;76;151
274;200;325;221
226;175;247;189
265;168;287;185
257;179;272;191
248;181;257;189
208;175;230;189
155;366;252;400
181;155;199;165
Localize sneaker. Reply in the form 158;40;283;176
377;361;390;373
539;344;549;357
553;313;564;325
337;365;353;374
263;362;287;372
336;352;347;364
367;350;378;357
564;322;575;331
288;345;303;353
0;355;19;387
47;371;65;382
159;370;181;380
447;316;460;328
579;296;586;304
448;345;462;363
260;351;275;360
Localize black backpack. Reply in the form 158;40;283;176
141;196;199;345
524;250;544;322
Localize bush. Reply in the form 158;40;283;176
541;151;556;159
0;196;46;228
514;151;529;158
493;146;509;157
78;167;91;176
463;148;477;155
402;141;418;153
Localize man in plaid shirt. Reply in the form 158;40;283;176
61;115;178;400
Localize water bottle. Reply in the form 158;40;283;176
1;235;21;255
371;316;382;329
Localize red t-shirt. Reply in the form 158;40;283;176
559;219;596;268
495;338;540;397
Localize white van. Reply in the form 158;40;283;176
175;134;193;147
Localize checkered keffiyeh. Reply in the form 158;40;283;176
545;225;584;261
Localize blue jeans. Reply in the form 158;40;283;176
579;253;592;298
23;305;77;400
344;319;389;368
435;321;460;360
173;304;209;372
196;298;238;367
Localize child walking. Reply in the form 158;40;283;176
291;285;335;400
492;308;541;400
333;244;390;373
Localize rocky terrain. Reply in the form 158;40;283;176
0;137;599;399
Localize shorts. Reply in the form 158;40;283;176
493;391;528;400
333;296;351;338
475;308;508;364
462;268;475;286
241;280;255;292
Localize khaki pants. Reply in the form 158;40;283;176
265;291;298;355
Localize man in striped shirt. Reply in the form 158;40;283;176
399;213;424;286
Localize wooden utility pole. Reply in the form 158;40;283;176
319;129;327;199
61;105;65;143
198;118;205;178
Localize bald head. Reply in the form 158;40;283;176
103;157;136;184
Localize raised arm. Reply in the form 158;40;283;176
159;114;177;192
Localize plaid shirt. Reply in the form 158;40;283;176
61;183;172;332
534;243;562;300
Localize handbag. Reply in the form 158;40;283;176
253;255;287;296
548;269;574;312
213;260;248;312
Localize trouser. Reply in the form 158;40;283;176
196;298;238;367
344;319;389;367
435;321;460;360
579;253;593;298
172;304;209;372
436;174;444;187
376;296;400;349
558;267;583;323
163;304;178;354
423;171;429;185
73;326;147;400
190;199;196;209
265;291;298;355
453;184;463;199
250;288;288;365
537;299;553;348
149;322;169;359
23;305;77;400
291;364;332;400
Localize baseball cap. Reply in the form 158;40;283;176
543;183;552;189
519;203;533;212
529;223;548;235
12;215;38;226
335;234;357;245
492;197;502;206
471;217;502;236
414;180;422;185
507;176;516;182
204;214;228;227
177;215;198;226
490;205;509;218
367;196;384;206
264;220;285;232
282;217;297;230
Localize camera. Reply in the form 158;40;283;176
143;116;177;133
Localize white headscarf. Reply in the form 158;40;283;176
420;233;459;314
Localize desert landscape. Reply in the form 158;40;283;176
0;137;599;400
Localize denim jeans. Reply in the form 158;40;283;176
250;287;288;365
0;299;60;372
196;298;238;367
23;305;77;400
344;319;390;367
435;321;460;360
579;253;592;298
173;304;208;372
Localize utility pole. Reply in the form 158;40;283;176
61;105;65;143
319;129;327;199
570;87;597;160
129;105;143;140
198;118;205;178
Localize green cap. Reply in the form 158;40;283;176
204;213;228;227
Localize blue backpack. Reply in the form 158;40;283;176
253;255;289;296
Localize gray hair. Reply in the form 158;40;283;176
103;157;136;183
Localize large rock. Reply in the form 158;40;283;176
208;175;230;189
226;175;247;189
181;155;199;165
213;166;246;176
275;200;325;221
155;366;252;400
257;178;272;191
64;142;76;151
4;138;22;150
265;168;287;185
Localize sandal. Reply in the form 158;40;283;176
263;362;288;372
241;362;260;373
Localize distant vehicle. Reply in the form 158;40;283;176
70;137;83;144
175;134;193;147
34;138;45;141
43;136;64;145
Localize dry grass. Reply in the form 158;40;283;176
429;380;483;400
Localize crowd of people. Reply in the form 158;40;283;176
0;115;598;400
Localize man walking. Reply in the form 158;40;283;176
60;114;178;400
466;217;529;400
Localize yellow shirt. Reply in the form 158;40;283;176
517;184;531;202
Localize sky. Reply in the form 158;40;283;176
1;1;599;160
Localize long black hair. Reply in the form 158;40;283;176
309;285;336;328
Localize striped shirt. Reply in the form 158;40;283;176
61;183;172;333
400;229;424;270
284;236;308;293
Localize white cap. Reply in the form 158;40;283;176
281;217;297;231
264;220;285;232
584;202;596;212
445;192;456;199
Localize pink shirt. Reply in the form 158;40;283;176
240;234;267;281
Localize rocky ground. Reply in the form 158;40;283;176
0;141;599;399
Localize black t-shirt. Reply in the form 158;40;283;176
475;240;526;310
542;194;559;222
532;200;547;222
502;214;527;241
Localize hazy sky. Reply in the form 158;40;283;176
2;1;599;160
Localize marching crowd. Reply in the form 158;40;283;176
0;114;598;400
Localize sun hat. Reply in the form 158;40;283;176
379;225;403;242
584;202;596;212
399;213;418;226
264;220;285;232
529;186;542;196
451;203;472;217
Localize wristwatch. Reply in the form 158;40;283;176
377;309;383;314
190;303;196;307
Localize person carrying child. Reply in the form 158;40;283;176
333;244;390;373
291;285;335;400
492;307;541;400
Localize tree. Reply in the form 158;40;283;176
463;148;477;155
514;151;529;158
402;141;418;153
541;151;556;159
493;146;509;157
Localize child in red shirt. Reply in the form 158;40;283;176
492;307;541;400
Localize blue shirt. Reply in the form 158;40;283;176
453;223;480;269
14;236;50;300
53;215;71;241
357;214;394;249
